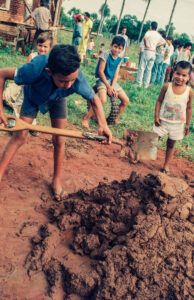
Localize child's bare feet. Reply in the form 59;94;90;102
82;119;90;129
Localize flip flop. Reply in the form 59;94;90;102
51;186;68;201
161;168;170;174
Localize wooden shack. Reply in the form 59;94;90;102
0;0;63;51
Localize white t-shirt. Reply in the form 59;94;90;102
164;44;174;64
144;30;165;51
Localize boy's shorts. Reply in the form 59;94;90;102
96;79;123;93
20;97;67;119
153;120;184;140
86;49;92;54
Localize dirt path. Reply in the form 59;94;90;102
0;132;193;299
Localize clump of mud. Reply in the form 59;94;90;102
25;172;194;300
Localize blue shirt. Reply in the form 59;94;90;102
14;54;95;114
95;50;122;81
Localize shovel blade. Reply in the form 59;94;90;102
123;130;158;160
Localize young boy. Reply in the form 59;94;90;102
86;37;95;56
82;36;129;128
153;61;193;173
99;43;105;55
0;45;112;201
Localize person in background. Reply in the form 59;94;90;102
117;26;129;58
24;0;51;51
153;61;193;173
72;14;82;48
189;54;194;88
86;37;95;56
136;21;166;88
78;12;93;60
150;31;166;84
177;42;192;62
158;36;174;84
99;43;105;55
164;40;179;83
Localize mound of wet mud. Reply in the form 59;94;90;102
26;172;194;300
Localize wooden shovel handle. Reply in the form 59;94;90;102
0;115;123;146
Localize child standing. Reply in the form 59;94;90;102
82;36;129;128
99;43;105;55
86;37;95;56
0;45;112;201
153;61;193;173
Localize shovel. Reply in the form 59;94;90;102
0;115;158;162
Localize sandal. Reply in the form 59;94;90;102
51;186;68;201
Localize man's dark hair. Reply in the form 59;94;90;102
85;12;90;18
151;21;158;30
111;36;125;48
174;61;192;75
184;42;192;48
101;43;105;46
40;1;49;8
48;44;81;76
166;36;173;41
159;30;166;39
121;26;127;30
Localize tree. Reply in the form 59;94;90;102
165;22;176;37
90;13;98;21
97;1;110;35
166;0;177;36
137;0;152;43
115;0;126;35
67;7;81;17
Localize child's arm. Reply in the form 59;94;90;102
111;65;120;96
154;84;168;126
0;68;16;125
98;59;114;96
185;88;193;135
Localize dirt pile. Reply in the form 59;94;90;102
25;172;193;300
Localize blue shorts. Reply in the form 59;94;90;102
20;97;67;119
86;49;92;54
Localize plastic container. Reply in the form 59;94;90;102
126;61;130;67
123;57;129;63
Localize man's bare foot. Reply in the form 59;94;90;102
82;119;90;129
51;180;68;201
51;185;68;201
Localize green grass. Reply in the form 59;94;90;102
0;31;193;161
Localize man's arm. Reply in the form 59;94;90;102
143;36;149;49
85;28;91;40
0;68;16;125
90;94;112;144
154;84;168;126
185;88;193;135
24;15;32;23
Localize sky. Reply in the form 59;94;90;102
63;0;194;39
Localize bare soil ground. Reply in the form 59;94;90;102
0;130;193;300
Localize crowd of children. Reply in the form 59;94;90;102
0;13;193;200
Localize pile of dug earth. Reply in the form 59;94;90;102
26;172;193;300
